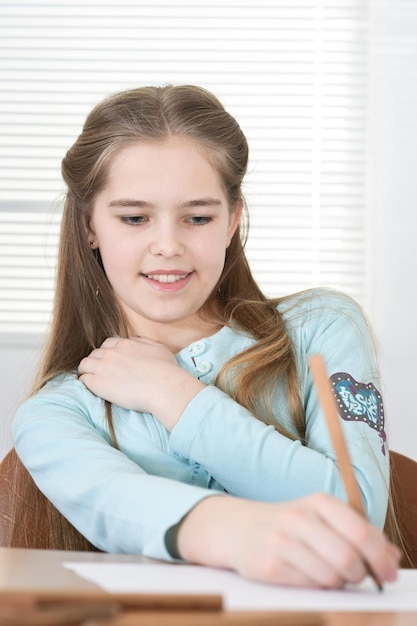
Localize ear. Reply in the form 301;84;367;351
226;200;243;247
83;214;98;249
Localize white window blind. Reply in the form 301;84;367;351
0;0;370;337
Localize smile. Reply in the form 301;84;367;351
143;273;190;283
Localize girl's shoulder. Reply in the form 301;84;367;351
35;371;85;398
277;287;365;324
13;371;103;425
276;287;370;345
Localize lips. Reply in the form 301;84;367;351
142;272;191;284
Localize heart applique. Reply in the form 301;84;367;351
329;372;386;455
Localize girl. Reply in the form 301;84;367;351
11;85;399;588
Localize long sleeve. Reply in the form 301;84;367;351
169;290;389;527
12;377;220;559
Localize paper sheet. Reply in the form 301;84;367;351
63;562;417;611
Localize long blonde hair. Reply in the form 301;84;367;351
32;84;305;442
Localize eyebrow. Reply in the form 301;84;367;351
108;197;223;210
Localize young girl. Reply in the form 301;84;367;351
11;85;399;588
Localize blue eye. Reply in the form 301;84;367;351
187;216;213;225
120;216;147;225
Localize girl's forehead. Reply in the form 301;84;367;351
93;137;228;209
92;137;231;209
109;137;222;170
106;139;223;183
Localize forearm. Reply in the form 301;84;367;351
168;386;388;526
12;378;213;560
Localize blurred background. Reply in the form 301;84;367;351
1;0;416;460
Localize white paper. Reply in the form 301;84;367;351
63;562;417;611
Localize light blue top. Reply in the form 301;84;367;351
12;289;389;560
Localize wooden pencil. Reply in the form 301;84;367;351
308;354;383;591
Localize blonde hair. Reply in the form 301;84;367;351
32;84;305;442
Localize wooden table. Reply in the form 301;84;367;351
0;548;415;626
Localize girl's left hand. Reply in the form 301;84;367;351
78;337;204;430
176;493;401;589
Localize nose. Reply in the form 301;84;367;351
149;223;184;258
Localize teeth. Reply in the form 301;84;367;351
146;273;188;283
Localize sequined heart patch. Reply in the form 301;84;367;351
330;372;386;455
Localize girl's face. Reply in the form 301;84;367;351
87;138;241;346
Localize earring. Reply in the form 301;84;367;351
89;240;99;295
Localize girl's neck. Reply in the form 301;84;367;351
129;318;224;354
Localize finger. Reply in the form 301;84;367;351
265;499;364;587
312;494;399;582
78;372;103;398
78;359;90;376
78;352;102;375
100;337;123;348
78;372;92;386
237;536;320;589
246;537;324;589
350;526;399;583
286;509;366;586
266;559;320;589
282;539;346;589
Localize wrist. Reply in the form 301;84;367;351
149;368;205;430
176;495;268;570
176;496;234;568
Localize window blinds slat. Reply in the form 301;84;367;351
0;0;370;335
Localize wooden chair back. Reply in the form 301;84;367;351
384;449;417;568
0;447;98;551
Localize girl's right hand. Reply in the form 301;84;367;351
78;336;204;429
176;492;400;589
